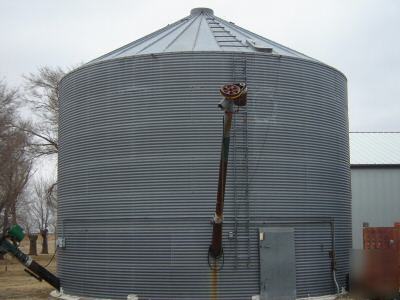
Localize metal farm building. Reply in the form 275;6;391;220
350;132;400;250
58;8;351;299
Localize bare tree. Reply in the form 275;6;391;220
17;191;39;256
0;80;32;234
30;178;57;254
0;79;17;133
22;66;65;156
0;131;32;234
19;66;69;255
0;80;33;261
0;68;66;258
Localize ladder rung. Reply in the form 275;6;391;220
233;127;247;131
217;39;241;42
220;45;248;48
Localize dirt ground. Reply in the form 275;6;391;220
0;235;56;300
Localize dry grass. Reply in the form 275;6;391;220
0;235;56;300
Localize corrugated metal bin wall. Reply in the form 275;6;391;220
58;51;351;299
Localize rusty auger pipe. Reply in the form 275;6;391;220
209;112;233;259
208;83;248;263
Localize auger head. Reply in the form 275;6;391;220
218;83;247;112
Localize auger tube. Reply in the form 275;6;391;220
0;225;60;290
209;83;247;261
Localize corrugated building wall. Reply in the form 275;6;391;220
350;132;400;249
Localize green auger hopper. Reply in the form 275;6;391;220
7;224;25;242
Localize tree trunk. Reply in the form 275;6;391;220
40;229;48;254
0;207;9;261
11;201;17;225
29;234;38;255
2;205;10;236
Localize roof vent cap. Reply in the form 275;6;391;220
190;7;214;15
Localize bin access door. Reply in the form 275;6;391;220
259;227;296;300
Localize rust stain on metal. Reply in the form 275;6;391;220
211;262;218;300
220;83;248;106
359;222;400;297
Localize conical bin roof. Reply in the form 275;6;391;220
91;7;315;63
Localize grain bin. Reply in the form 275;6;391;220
58;8;351;300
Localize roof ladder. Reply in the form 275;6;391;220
205;17;248;49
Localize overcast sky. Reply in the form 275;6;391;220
1;0;399;132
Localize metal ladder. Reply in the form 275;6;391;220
205;16;249;49
231;54;250;268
